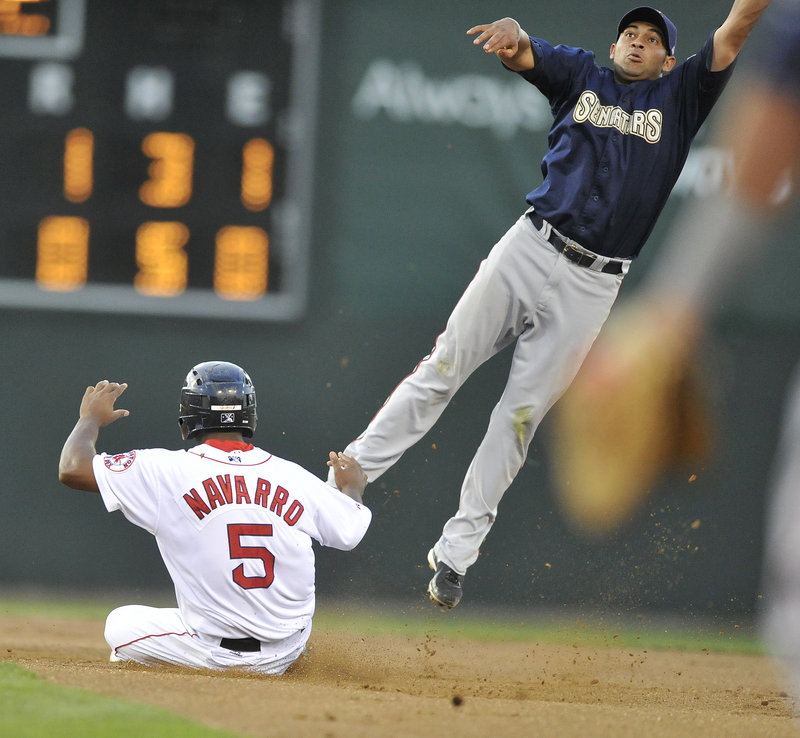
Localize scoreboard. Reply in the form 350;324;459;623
0;0;321;321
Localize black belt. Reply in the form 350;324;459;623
527;211;625;275
220;636;261;652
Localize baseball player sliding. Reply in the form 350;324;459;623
331;3;772;609
59;361;370;674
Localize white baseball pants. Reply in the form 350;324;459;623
342;210;628;574
104;604;309;674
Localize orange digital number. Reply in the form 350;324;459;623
63;128;94;203
214;226;269;301
35;216;90;292
139;132;194;208
134;221;190;297
241;138;274;211
0;2;51;37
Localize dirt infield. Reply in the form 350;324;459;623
2;609;798;738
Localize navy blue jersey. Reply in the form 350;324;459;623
517;32;734;258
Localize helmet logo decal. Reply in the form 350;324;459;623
220;412;235;424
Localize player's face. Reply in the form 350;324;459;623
610;23;676;83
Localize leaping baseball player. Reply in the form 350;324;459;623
59;361;370;673
330;3;772;609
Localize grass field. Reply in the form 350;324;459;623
1;592;764;651
0;661;239;738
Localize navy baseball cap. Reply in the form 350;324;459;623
617;6;677;56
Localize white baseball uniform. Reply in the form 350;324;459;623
94;438;371;674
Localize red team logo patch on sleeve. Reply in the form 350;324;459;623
103;451;137;472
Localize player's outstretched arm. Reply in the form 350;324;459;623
467;17;534;71
711;0;771;71
59;380;129;493
327;451;368;504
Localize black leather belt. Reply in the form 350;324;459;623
220;636;261;652
527;211;625;275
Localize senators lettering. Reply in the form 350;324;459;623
573;90;662;143
182;474;305;524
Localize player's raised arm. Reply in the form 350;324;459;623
467;17;534;71
711;0;772;71
59;380;129;493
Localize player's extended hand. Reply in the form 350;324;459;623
327;451;367;503
467;18;523;58
79;380;130;428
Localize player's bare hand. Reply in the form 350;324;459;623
79;380;130;427
467;18;522;58
327;451;368;502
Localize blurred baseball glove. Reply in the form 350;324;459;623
549;302;714;537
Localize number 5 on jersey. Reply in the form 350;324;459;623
227;523;275;589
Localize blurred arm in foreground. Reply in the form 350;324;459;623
552;0;800;700
551;0;800;536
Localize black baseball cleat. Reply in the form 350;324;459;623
427;548;464;609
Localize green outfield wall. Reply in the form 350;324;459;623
1;0;797;619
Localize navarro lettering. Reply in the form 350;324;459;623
573;90;662;143
183;474;304;524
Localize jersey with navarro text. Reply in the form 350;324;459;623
92;443;371;642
